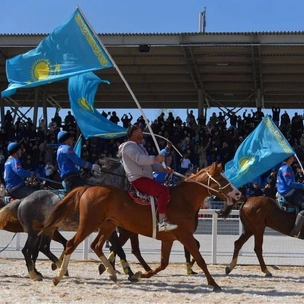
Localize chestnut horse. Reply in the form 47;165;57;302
40;163;241;291
219;196;302;277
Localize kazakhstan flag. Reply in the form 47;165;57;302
1;9;113;98
224;115;295;188
69;72;127;139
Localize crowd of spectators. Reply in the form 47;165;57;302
1;106;304;199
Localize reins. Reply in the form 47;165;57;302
174;170;232;198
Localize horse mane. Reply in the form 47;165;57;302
98;157;122;170
186;162;221;182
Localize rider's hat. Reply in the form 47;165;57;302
57;131;72;144
7;142;21;155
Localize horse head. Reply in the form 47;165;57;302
191;162;241;205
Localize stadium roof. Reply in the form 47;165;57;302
1;31;304;113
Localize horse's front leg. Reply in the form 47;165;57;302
179;233;221;292
140;240;173;278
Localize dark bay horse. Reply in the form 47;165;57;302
219;196;302;277
0;192;69;280
40;163;241;291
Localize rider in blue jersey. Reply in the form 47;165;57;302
56;131;101;192
277;155;304;238
4;142;40;199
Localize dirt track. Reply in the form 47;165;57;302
0;259;303;304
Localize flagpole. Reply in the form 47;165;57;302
77;7;163;158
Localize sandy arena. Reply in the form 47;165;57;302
0;259;303;304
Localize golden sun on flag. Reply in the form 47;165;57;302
239;156;254;172
31;59;51;81
78;97;93;112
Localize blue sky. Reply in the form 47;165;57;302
1;0;304;124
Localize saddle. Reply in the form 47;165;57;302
276;194;299;213
127;184;157;206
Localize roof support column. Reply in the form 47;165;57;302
0;101;4;129
33;88;39;128
198;88;204;115
42;91;48;129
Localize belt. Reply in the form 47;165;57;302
7;183;24;193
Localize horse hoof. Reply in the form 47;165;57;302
99;264;106;275
225;266;231;275
213;285;222;292
64;270;69;277
109;275;117;283
187;270;198;275
128;271;142;282
51;263;57;271
265;272;272;277
34;276;43;282
52;277;60;286
140;271;152;279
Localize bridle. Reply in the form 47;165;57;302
175;170;233;199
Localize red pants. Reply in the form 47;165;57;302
131;177;170;213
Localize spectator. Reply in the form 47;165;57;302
109;111;120;124
121;113;133;128
272;106;280;125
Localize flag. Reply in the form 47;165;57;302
68;72;127;139
1;8;113;98
224;115;295;188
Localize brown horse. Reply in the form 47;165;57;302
40;163;241;291
220;196;302;277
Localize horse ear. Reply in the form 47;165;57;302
217;162;223;171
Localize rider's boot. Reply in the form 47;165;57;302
290;212;304;239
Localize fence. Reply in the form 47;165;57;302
0;208;303;266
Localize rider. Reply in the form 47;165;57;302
118;125;178;232
56;131;101;192
4;142;40;199
276;155;304;238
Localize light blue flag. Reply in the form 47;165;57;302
1;8;113;98
68;72;127;139
224;115;295;188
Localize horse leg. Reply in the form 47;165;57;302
108;230;142;282
90;223;122;282
52;223;116;286
21;234;43;281
225;231;252;275
253;231;272;277
140;240;173;279
129;233;152;272
184;237;200;275
179;233;221;292
38;234;69;277
50;230;68;275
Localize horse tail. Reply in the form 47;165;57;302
40;187;89;234
0;199;22;230
216;195;247;219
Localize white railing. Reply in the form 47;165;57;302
3;208;303;266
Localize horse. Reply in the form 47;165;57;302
219;196;303;277
40;162;241;291
90;159;201;275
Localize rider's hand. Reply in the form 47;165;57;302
92;163;101;172
155;154;165;163
164;166;174;174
